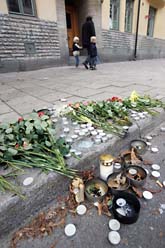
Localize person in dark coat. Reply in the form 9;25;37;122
82;16;96;69
89;36;97;70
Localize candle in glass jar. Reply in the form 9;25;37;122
99;154;115;181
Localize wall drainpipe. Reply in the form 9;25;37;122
134;0;141;60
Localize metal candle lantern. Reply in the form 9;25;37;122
99;154;115;181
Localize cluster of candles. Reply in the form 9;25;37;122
130;110;149;121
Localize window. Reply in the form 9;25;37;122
125;0;134;32
110;0;120;30
147;6;156;37
7;0;36;16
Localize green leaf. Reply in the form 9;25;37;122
87;106;93;112
8;148;18;156
0;146;7;151
0;123;9;130
45;141;51;147
5;128;12;134
6;134;14;141
41;115;49;121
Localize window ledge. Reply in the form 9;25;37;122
9;12;38;20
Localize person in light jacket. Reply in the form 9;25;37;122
72;36;82;67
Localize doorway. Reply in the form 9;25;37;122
65;5;79;54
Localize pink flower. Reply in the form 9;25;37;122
38;111;45;117
18;117;24;122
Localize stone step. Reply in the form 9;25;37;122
0;109;165;238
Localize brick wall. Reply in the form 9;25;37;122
0;14;61;72
101;29;165;61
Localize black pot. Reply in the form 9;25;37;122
126;165;147;187
112;192;140;224
107;172;130;195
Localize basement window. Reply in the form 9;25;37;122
125;0;134;32
147;6;156;37
7;0;36;16
110;0;120;30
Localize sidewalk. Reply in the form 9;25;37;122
0;59;165;247
0;59;165;123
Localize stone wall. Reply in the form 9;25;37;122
101;29;165;62
0;14;61;72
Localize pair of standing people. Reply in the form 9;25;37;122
72;16;97;70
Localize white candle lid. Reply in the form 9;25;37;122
23;177;34;186
143;191;153;200
109;219;120;231
108;231;121;245
64;224;76;237
76;205;87;215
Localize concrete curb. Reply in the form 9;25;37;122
0;109;165;237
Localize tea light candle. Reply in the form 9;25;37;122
131;113;137;117
86;123;92;128
79;131;85;136
145;135;152;141
64;127;70;133
65;153;71;158
64;224;76;237
123;126;129;131
52;118;58;123
83;128;89;133
116;198;126;207
88;126;94;131
97;129;104;133
108;231;121;245
76;205;87;215
160;127;165;132
71;134;78;140
151;147;159;153
60;134;66;138
62;117;67;122
74;129;80;134
107;134;113;139
134;116;140;121
151;164;160;170
128;168;137;176
72;121;78;126
151;171;160;178
60;98;67;102
80;124;87;128
99;154;114;181
114;163;122;171
75;151;82;157
100;132;106;137
91;130;97;136
66;138;73;144
94;138;101;145
146;142;152;146
63;121;69;125
101;136;108;143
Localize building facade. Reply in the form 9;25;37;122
0;0;165;72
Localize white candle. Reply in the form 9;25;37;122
99;154;114;181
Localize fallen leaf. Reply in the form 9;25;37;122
132;186;143;198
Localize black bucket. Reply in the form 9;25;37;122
112;192;140;224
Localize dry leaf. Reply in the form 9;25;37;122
132;186;143;198
131;148;141;165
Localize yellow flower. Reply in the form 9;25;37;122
130;91;139;102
